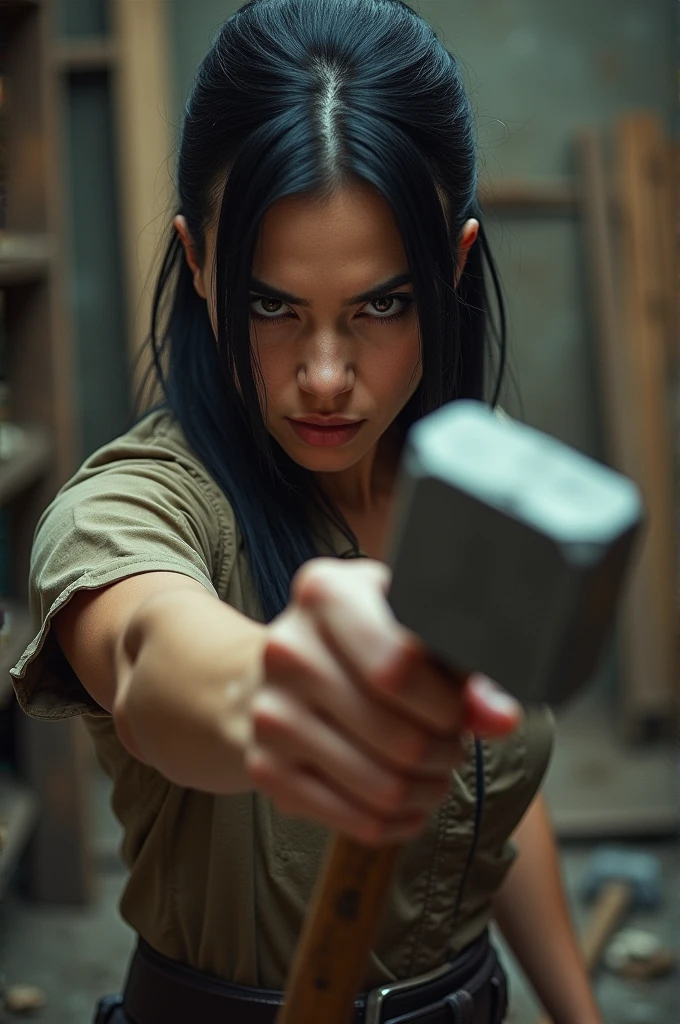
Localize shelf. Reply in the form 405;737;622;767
0;234;55;286
0;423;51;505
53;37;118;72
0;774;38;899
0;599;34;708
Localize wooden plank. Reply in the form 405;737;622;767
0;775;38;898
1;0;91;906
0;233;54;284
39;0;78;487
577;129;645;738
578;121;678;736
615;113;677;730
577;130;637;469
19;715;93;904
1;2;47;232
110;0;173;399
0;600;34;707
53;38;118;73
655;138;678;363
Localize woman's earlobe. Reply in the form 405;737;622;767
454;217;480;287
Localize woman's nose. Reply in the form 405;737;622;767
297;338;355;399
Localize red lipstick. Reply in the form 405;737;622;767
287;416;365;447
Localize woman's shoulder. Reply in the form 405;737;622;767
60;407;230;515
80;407;204;472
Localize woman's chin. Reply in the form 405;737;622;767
273;432;372;474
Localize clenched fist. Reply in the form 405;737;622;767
246;558;522;845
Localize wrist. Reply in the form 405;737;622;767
114;589;266;792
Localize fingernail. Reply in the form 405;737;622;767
473;675;521;716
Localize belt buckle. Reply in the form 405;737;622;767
364;961;454;1024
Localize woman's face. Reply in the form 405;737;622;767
177;182;476;482
247;182;421;475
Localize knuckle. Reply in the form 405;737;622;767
292;558;335;604
251;691;294;739
244;746;275;786
364;646;411;694
262;633;296;677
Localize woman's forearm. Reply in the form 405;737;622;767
492;794;602;1024
114;586;267;794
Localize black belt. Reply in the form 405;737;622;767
108;929;507;1024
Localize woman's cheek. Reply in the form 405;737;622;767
363;330;422;403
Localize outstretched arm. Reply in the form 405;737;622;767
492;793;602;1024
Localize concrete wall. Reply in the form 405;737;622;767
168;0;675;456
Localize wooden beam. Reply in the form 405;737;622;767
614;113;677;731
9;0;93;905
577;130;641;486
110;0;173;401
479;181;578;214
19;716;93;905
53;38;118;73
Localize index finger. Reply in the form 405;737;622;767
294;558;414;680
295;559;465;734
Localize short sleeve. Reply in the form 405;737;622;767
10;413;236;720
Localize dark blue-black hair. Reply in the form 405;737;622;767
147;0;507;621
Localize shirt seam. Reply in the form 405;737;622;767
11;557;219;720
136;415;236;596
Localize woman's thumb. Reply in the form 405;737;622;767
461;674;523;737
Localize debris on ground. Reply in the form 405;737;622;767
3;984;47;1014
605;928;675;980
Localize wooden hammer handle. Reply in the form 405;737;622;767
579;880;632;969
535;880;631;1024
276;835;400;1024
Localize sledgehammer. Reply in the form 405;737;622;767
535;847;663;1024
277;401;643;1024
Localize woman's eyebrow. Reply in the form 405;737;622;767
249;271;412;307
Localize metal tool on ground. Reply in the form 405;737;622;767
605;927;675;980
277;401;644;1024
535;846;663;1024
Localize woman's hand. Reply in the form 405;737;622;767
245;558;522;845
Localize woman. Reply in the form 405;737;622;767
11;1;603;1021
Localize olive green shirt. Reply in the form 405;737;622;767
11;409;554;989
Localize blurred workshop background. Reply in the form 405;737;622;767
0;1;677;1022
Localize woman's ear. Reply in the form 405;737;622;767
174;215;208;300
454;218;480;287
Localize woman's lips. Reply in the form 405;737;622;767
287;418;365;447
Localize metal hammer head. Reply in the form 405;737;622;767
580;847;663;911
387;401;643;705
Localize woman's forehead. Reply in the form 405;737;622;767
252;183;407;273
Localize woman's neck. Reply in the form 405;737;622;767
317;425;403;516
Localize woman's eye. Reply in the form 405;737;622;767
362;294;413;321
249;292;413;323
249;296;294;320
